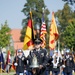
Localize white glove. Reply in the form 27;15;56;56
72;70;74;73
62;65;65;68
24;70;27;73
14;63;18;66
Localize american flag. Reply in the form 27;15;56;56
40;13;47;48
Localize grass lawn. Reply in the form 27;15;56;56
0;70;15;75
0;68;15;75
0;72;15;75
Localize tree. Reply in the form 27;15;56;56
20;0;50;42
0;21;11;48
62;21;75;49
55;3;73;32
62;0;75;13
62;0;75;5
55;3;75;49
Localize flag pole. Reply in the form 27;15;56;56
58;40;60;51
58;40;62;58
30;8;35;40
30;8;32;19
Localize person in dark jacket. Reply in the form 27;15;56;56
72;52;75;74
62;49;74;75
46;54;53;75
52;50;62;75
13;49;27;75
28;38;47;75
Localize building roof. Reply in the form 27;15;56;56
10;29;23;50
10;29;21;42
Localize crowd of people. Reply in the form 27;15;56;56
1;38;75;75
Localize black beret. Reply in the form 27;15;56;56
34;38;42;44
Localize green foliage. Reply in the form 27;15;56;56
0;21;11;48
63;21;75;49
55;3;73;32
62;0;75;5
55;3;75;50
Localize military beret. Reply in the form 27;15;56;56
34;38;42;44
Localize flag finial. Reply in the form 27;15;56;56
52;12;54;15
30;8;32;19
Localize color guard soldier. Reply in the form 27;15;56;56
28;38;47;75
62;49;74;75
52;50;62;75
46;53;53;75
13;49;27;75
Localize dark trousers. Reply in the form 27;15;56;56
45;70;50;75
63;72;72;75
52;71;60;75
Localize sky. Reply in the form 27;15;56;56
0;0;65;29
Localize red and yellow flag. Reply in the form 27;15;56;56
49;12;59;50
23;19;34;50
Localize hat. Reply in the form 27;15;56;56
34;38;42;44
18;49;22;53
